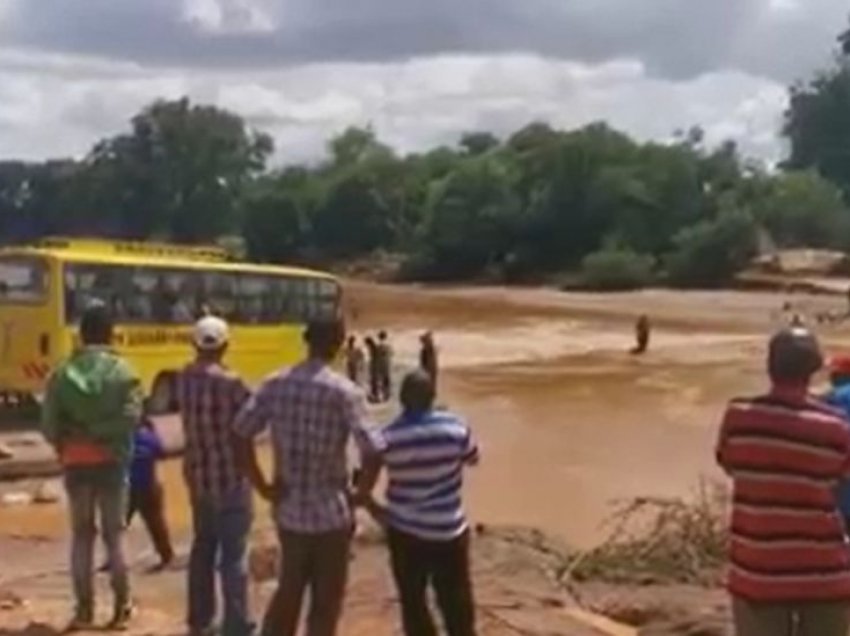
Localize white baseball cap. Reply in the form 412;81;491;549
193;316;230;350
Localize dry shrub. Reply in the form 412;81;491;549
566;481;728;586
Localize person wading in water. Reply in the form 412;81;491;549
631;315;651;355
419;332;439;389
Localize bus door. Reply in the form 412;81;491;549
0;255;56;398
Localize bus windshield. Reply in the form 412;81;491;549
63;262;339;325
0;256;47;303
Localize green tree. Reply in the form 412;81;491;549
459;131;500;156
311;172;394;257
666;209;758;287
520;124;638;269
580;247;655;290
88;97;273;241
784;60;850;199
0;160;101;239
328;126;392;168
752;171;850;249
242;179;309;263
411;156;522;279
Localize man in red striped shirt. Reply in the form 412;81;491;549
717;327;850;636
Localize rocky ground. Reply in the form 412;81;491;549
0;513;736;636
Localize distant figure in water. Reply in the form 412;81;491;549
631;315;651;355
419;332;439;389
375;331;394;402
344;336;366;386
365;336;380;402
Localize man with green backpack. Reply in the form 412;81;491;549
42;302;143;632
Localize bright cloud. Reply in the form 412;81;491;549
0;50;789;165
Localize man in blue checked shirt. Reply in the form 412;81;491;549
235;318;374;636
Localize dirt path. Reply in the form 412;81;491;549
0;523;636;636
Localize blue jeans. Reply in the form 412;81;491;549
188;489;254;636
64;464;129;615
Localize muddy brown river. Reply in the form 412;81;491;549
4;282;850;548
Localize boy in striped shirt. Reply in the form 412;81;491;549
716;328;850;636
359;371;479;636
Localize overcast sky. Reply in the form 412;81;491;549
0;0;846;165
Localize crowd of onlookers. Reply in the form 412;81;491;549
41;303;468;636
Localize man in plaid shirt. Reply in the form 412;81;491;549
234;318;373;636
174;316;254;636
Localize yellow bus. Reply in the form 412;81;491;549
0;237;341;406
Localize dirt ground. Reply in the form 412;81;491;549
3;281;850;635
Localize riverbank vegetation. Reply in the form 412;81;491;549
2;30;850;289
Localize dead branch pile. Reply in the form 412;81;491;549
566;481;728;586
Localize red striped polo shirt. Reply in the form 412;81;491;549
717;392;850;602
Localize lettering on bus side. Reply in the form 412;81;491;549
113;329;193;347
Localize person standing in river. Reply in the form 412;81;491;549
716;328;850;636
42;302;143;632
376;330;394;402
344;335;366;387
419;332;439;389
631;315;651;355
365;336;380;402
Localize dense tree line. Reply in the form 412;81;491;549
2;28;850;289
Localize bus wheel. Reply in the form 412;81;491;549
149;372;176;415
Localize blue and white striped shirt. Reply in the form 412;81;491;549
371;409;479;541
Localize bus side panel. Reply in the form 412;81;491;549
227;324;306;386
111;326;193;395
108;323;306;394
0;257;63;397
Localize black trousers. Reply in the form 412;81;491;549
127;483;174;563
261;529;351;636
387;528;476;636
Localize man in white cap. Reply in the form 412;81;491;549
173;316;255;636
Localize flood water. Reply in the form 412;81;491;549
4;282;850;548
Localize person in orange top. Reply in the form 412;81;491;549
42;303;143;632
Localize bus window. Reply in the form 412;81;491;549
300;279;338;321
0;257;47;303
238;275;268;324
127;269;157;322
64;264;131;322
158;270;197;324
316;279;340;319
288;278;309;322
303;279;320;320
273;277;298;322
201;272;238;322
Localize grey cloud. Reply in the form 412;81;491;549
1;0;847;81
0;51;788;164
